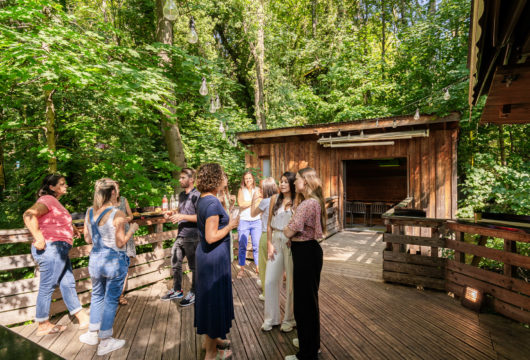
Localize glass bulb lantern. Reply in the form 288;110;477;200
209;98;217;113
219;121;225;133
188;17;198;44
215;94;221;110
163;0;178;21
199;77;208;96
414;108;420;120
444;88;451;101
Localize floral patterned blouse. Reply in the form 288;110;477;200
287;198;323;241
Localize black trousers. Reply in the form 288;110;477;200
171;236;198;293
291;240;323;360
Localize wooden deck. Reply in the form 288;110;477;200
11;232;530;360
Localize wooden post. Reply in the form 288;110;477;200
454;231;465;264
503;239;517;277
431;227;439;258
470;235;488;266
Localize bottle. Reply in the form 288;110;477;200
162;195;168;211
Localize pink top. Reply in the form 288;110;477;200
36;195;73;244
287;198;323;241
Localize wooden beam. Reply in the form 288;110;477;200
237;113;460;143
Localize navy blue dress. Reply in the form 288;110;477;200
194;195;234;339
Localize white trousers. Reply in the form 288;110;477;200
263;230;295;327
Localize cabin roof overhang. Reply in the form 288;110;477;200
468;0;530;124
236;113;460;145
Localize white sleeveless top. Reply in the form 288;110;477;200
270;203;293;231
88;207;125;252
240;187;261;221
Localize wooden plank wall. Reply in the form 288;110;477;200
245;125;458;230
0;219;174;326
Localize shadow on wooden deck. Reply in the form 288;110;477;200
11;232;530;360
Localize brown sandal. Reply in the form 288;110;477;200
236;270;244;279
36;324;67;336
119;295;128;305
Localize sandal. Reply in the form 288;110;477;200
236;270;244;279
217;339;231;350
119;295;128;305
215;349;232;360
36;324;67;336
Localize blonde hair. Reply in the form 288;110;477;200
296;167;327;235
93;178;117;211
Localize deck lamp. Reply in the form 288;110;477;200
188;16;198;44
461;286;483;312
162;0;178;21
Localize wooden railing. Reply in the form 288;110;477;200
383;198;530;324
0;217;174;326
382;198;447;290
445;221;530;324
325;196;339;238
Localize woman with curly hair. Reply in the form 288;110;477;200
195;163;239;360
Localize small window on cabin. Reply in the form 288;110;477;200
262;158;271;178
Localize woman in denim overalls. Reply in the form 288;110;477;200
79;179;138;356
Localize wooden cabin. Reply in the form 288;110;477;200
237;113;460;230
468;0;530;124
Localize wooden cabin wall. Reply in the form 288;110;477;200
245;126;458;230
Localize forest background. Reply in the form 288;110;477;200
1;0;529;230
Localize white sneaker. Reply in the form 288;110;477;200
261;323;273;331
258;293;265;301
256;279;262;287
79;331;98;345
97;337;125;356
292;338;299;348
280;323;294;332
285;355;298;360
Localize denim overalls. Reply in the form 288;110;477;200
87;207;129;339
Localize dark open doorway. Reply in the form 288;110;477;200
343;158;407;228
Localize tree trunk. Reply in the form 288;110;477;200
254;0;266;129
498;124;506;166
155;0;187;189
44;89;57;173
312;0;317;37
381;0;386;79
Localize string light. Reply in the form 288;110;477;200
360;130;365;138
444;88;451;101
188;16;198;44
414;108;420;120
376;120;379;127
219;121;225;133
199;77;208;96
337;129;341;136
209;97;216;113
392;119;397;128
215;94;221;110
162;0;178;21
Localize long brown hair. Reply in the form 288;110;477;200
297;167;327;235
272;171;295;215
240;170;256;189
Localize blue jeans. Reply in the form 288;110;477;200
88;250;129;338
238;219;262;266
31;242;82;322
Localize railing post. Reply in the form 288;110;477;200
504;239;517;277
455;231;465;264
431;227;439;258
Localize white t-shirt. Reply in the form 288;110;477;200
240;187;261;221
258;197;271;232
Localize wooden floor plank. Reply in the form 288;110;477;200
126;283;164;359
108;285;154;360
145;288;171;360
162;293;182;360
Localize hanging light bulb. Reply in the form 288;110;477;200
188;16;199;44
392;120;397;128
414;108;420;120
162;0;178;21
337;129;341;137
376;120;379;127
444;88;451;101
209;97;216;113
199;77;208;96
360;130;365;138
219;121;225;133
215;94;221;110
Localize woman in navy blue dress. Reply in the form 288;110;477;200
195;163;239;360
